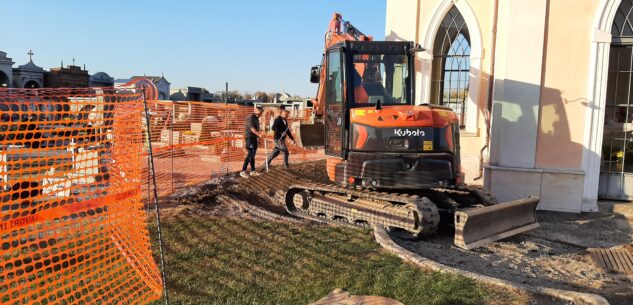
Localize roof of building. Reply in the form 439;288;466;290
131;75;171;85
90;72;114;82
15;60;43;72
49;65;88;74
0;51;14;65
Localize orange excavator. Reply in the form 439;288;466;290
286;13;539;249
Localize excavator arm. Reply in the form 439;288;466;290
300;13;375;148
311;13;373;118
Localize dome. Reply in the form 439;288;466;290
90;72;114;82
17;60;43;72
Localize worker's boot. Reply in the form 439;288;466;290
240;171;249;178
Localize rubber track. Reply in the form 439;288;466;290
285;181;440;235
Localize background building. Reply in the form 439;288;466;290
170;86;214;102
385;0;633;213
12;55;44;88
0;51;14;87
132;76;170;100
90;72;114;87
45;64;90;88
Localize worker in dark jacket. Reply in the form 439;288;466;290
265;106;296;169
240;105;263;178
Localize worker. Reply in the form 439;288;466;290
265;105;296;170
240;105;263;178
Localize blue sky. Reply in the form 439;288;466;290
0;0;387;96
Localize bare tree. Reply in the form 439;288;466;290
215;90;243;102
255;91;269;103
269;92;281;103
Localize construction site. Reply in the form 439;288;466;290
3;0;633;304
0;82;631;305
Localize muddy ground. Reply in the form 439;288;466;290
161;160;633;305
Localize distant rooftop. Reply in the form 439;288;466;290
131;75;170;84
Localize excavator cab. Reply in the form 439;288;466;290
313;41;467;190
300;41;417;150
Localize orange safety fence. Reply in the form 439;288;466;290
142;100;324;199
1;88;162;304
0;87;324;304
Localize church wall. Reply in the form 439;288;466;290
386;0;603;212
535;0;599;170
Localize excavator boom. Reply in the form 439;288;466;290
310;13;373;118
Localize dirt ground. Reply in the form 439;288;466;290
160;160;633;305
396;212;633;305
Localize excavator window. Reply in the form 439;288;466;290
325;50;344;156
327;51;343;104
352;53;410;106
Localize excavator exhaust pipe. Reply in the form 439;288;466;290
299;123;325;148
454;196;540;250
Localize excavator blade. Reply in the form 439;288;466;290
299;123;325;148
454;196;540;250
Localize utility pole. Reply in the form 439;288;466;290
225;82;228;104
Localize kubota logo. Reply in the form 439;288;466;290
394;128;425;137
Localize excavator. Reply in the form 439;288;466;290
286;13;540;249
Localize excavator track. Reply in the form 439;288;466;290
283;180;539;249
285;182;440;237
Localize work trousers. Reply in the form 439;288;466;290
266;138;289;168
242;138;258;172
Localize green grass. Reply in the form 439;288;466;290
150;214;526;305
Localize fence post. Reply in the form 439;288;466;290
171;102;175;193
142;89;170;305
225;106;230;175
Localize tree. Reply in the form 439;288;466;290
215;90;243;102
228;90;242;101
254;91;269;103
243;92;253;100
269;92;281;103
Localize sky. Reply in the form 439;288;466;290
0;0;387;97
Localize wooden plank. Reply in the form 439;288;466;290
589;249;605;270
607;249;622;270
600;249;614;270
613;250;627;271
589;247;633;274
617;252;628;270
623;251;633;269
617;250;632;272
610;249;624;270
615;250;633;273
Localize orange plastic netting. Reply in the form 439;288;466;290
1;87;324;304
1;88;162;305
143;100;324;198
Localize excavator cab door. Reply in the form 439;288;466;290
324;49;345;157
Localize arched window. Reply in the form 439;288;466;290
430;6;471;127
600;0;633;199
612;0;633;44
24;80;40;88
0;71;9;87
